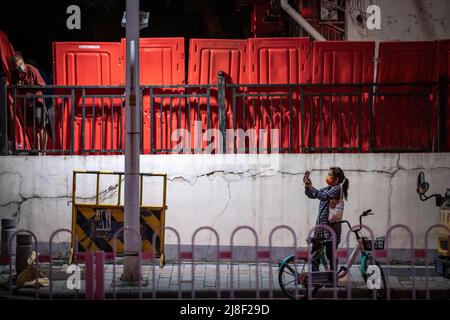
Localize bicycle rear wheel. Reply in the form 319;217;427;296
278;256;309;299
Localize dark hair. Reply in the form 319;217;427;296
9;53;23;66
329;167;349;200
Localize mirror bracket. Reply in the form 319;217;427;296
420;193;444;206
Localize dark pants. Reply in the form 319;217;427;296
25;103;54;137
311;240;339;272
25;105;47;129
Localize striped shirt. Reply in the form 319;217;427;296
305;185;342;244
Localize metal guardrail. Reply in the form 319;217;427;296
385;225;416;300
226;81;443;154
2;223;449;300
1;76;447;155
141;85;215;154
48;228;78;299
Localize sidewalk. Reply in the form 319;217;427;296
1;262;449;299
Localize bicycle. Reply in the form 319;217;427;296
278;209;386;299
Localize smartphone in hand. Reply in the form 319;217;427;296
303;170;311;184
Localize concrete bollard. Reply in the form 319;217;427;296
16;234;32;275
1;218;16;257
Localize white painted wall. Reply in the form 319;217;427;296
346;0;450;41
0;154;449;253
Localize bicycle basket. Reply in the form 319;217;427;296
362;237;385;251
375;237;385;250
362;237;372;251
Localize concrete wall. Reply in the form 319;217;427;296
0;153;449;260
346;0;450;41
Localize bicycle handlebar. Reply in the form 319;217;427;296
334;209;374;234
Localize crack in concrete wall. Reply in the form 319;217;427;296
215;178;232;227
2;158;449;220
0;177;123;223
1;154;449;249
167;159;450;185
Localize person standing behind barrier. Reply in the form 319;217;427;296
303;167;349;272
10;53;48;154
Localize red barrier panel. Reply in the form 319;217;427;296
246;38;311;153
53;42;123;86
312;42;374;84
122;37;185;85
249;37;311;84
188;39;248;84
124;38;185;154
437;40;450;152
375;41;437;151
377;42;436;83
308;41;375;152
2;33;59;153
0;31;15;82
53;42;124;154
188;39;249;152
0;31;32;152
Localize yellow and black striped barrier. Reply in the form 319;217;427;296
71;171;167;267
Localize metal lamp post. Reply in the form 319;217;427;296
122;0;148;282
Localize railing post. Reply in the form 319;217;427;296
289;88;293;153
218;71;227;154
81;88;86;155
139;87;143;154
438;75;447;152
70;89;75;154
300;86;305;153
369;84;374;152
0;77;7;155
358;84;363;152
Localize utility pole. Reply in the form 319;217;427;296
122;0;141;281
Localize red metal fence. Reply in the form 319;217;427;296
1;36;449;155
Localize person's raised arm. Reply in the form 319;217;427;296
307;185;341;201
305;185;316;199
303;171;316;198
